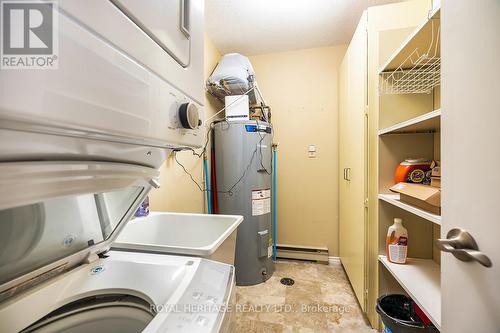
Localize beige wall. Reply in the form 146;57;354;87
249;45;347;256
149;35;222;213
149;39;347;256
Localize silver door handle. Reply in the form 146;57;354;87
435;228;492;268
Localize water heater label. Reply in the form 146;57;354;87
245;125;272;133
251;188;271;216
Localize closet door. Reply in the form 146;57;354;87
339;46;351;286
440;0;500;331
339;11;368;311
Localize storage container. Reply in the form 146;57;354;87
377;294;439;333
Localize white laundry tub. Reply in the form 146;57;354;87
113;212;243;265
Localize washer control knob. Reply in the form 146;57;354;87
179;102;201;129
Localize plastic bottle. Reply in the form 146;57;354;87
134;196;150;218
386;218;408;264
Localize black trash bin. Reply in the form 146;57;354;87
376;294;439;333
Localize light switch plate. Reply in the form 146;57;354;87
308;144;316;158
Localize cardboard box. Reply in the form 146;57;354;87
390;182;441;215
431;160;441;177
431;177;441;188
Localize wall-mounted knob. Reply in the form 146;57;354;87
178;102;200;129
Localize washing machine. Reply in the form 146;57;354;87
0;161;235;333
1;251;234;333
0;1;235;331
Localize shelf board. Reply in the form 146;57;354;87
379;255;441;330
379;7;440;73
378;109;441;135
379;193;441;225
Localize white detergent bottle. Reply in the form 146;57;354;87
386;218;408;264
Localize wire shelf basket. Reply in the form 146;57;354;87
380;20;440;95
380;56;440;94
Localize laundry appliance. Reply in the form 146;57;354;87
0;1;235;332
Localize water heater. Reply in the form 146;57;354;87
214;120;274;285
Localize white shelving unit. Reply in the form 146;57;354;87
378;109;440;135
379;193;441;225
375;3;442;331
379;255;441;330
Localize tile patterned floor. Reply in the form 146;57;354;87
230;260;377;333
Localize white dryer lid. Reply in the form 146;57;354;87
0;160;158;300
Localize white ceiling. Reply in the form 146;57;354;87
205;0;405;55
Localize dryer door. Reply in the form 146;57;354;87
112;0;191;67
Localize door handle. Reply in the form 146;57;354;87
343;168;347;180
435;228;492;268
346;168;351;181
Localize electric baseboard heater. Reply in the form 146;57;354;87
276;244;329;263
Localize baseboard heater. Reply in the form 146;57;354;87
276;244;329;263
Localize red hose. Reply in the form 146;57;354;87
210;134;218;214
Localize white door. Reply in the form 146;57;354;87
440;1;500;332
